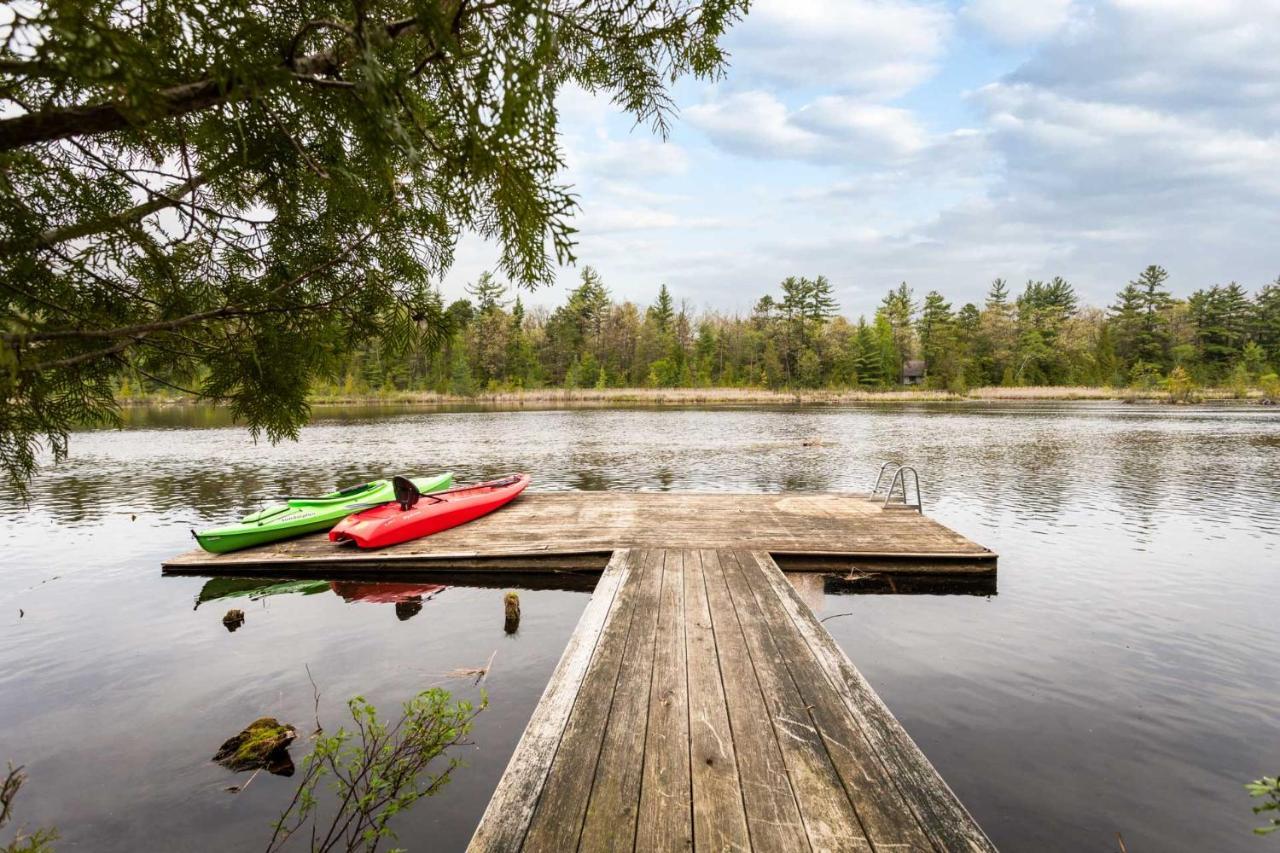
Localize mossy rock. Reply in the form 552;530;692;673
213;717;297;775
222;608;245;631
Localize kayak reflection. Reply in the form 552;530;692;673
195;577;447;621
194;577;331;609
329;582;447;622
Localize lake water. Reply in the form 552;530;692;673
1;401;1277;851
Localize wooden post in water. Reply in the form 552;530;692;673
504;591;520;634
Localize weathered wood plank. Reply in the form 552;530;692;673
717;551;871;851
516;550;649;852
745;551;998;853
467;550;636;852
635;550;693;851
576;549;665;851
686;550;752;853
701;550;811;852
735;551;937;851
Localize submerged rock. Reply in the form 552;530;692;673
222;609;245;631
213;717;297;776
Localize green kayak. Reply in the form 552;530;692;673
193;473;453;554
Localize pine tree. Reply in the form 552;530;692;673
978;279;1016;384
1255;278;1280;370
648;284;675;333
1189;282;1252;374
1110;265;1173;371
466;271;508;314
986;278;1010;309
854;318;882;387
1016;277;1078;382
879;283;916;366
807;275;839;322
917;291;954;367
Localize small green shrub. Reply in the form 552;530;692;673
1247;775;1280;835
1164;366;1198;403
1;764;58;853
267;689;484;853
1260;373;1280;401
1228;363;1252;399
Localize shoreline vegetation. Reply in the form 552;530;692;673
117;383;1277;409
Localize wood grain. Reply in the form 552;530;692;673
635;550;693;851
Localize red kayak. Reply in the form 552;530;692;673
329;473;530;549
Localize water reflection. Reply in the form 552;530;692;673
4;402;1279;853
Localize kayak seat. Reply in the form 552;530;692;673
393;476;421;511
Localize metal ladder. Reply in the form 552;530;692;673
871;462;923;513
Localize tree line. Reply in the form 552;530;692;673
300;264;1280;396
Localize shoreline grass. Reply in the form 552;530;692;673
117;384;1271;409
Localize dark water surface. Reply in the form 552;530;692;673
1;402;1277;851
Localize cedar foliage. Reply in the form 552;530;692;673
0;0;748;496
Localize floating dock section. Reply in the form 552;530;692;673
164;491;997;851
163;492;996;573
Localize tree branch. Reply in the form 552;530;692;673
10;224;382;369
1;167;221;254
0;16;423;151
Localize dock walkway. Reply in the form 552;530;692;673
470;549;994;852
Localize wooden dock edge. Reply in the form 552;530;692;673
747;551;996;852
467;549;637;850
161;551;614;575
163;549;995;576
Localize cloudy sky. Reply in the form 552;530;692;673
443;0;1280;318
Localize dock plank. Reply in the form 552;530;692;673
576;549;665;851
635;550;693;852
686;551;752;853
700;550;810;853
717;550;870;851
735;551;936;851
518;550;650;852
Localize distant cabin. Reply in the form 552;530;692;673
902;360;926;385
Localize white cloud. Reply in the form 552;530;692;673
569;134;690;180
977;83;1280;201
581;205;727;234
962;0;1075;44
726;0;952;98
686;91;928;164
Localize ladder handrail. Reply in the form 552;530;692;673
872;462;900;495
883;466;923;513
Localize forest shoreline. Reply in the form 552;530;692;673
118;384;1274;408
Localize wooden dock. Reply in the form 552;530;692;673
163;490;997;850
163;492;996;573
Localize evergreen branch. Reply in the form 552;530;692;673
11;245;374;349
0;15;429;151
0;167;222;254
